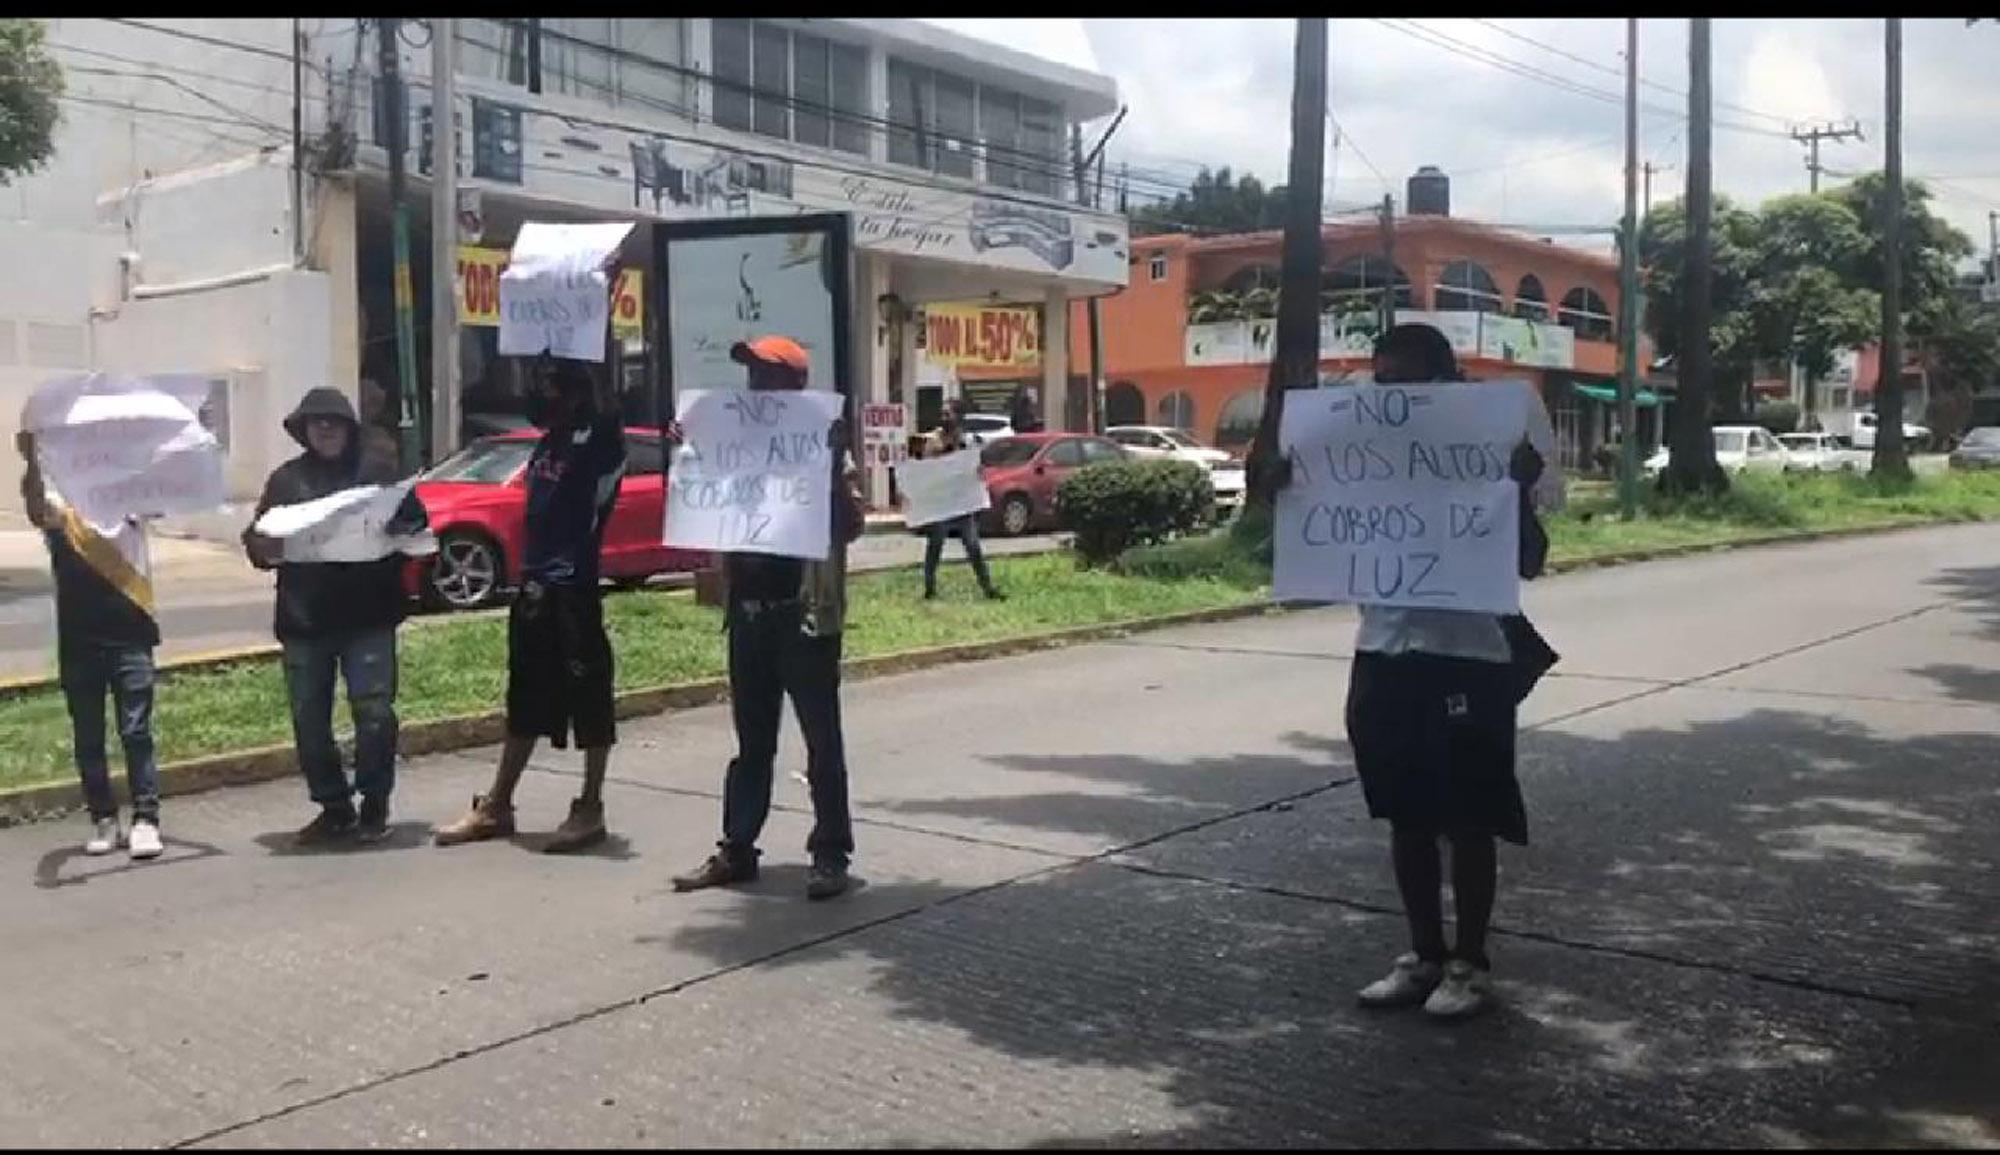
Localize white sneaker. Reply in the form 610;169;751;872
1357;953;1444;1008
83;817;121;856
128;820;164;861
1423;960;1494;1019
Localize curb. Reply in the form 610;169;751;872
0;601;1279;827
0;514;1982;827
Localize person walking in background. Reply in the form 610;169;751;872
19;431;165;860
434;361;627;854
918;399;1003;602
243;387;427;846
671;336;866;901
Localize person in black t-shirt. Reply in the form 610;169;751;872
435;360;628;854
19;431;165;861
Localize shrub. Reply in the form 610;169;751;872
1059;458;1213;565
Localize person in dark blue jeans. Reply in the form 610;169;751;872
918;401;1003;602
244;388;427;846
19;431;164;860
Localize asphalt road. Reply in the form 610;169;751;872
0;526;1068;680
2;523;1997;1146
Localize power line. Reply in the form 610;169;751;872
52;41;314;103
103;18;327;77
1325;110;1387;190
60;92;288;137
64;65;293;136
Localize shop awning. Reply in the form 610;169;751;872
1573;382;1662;407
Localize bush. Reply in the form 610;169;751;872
1754;401;1801;435
1058;458;1213;565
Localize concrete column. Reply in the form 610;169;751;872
1042;286;1070;432
866;45;889;165
851;250;893;508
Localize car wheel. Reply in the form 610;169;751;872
426;531;504;611
1000;493;1034;537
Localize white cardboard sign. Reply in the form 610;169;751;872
1273;382;1532;614
663;388;845;561
23;373;225;533
253;479;438;563
498;221;636;362
898;449;990;529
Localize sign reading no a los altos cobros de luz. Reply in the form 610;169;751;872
1273;382;1533;615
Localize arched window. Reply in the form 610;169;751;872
1214;391;1265;450
1322;255;1411;315
1104;381;1146;428
1220;264;1282;294
1513;274;1550;321
1157;390;1196;431
1433;259;1504;313
1558;286;1615;341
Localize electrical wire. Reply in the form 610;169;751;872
64;65;292;136
103;18;327;77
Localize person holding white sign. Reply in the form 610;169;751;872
915;401;1003;602
671;336;867;902
435;361;628;855
243;388;428;846
18;431;165;861
1272;324;1551;1021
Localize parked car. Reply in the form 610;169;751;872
1642;426;1792;479
1778;431;1865;473
1948;426;2000;470
978;432;1130;536
407;428;710;610
1851;410;1931;451
1104;425;1247;518
960;413;1015;447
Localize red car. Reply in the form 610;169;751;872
406;428;710;610
977;432;1130;536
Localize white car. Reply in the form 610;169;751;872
959;413;1015;447
1778;432;1864;473
1642;426;1792;478
1106;424;1247;513
1851;411;1930;451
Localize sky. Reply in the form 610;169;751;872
922;19;2000;265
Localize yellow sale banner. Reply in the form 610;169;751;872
923;304;1040;369
460;247;641;339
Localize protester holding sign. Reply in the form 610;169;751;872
915;401;1003;601
671;335;866;902
435;361;628;855
18;430;164;861
243;388;427;846
1274;323;1552;1021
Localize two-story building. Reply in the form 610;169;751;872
1079;167;1653;471
0;18;1127;512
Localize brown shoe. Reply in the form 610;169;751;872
543;798;607;854
433;795;515;847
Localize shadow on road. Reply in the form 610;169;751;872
34;834;227;890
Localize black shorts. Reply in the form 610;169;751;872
506;582;616;750
1345;651;1526;845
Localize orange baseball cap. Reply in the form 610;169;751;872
730;335;811;378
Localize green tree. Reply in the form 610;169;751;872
1131;166;1288;237
1748;195;1880;424
1638;195;1763;418
0;19;62;184
1829;172;1973;341
1923;297;2000;440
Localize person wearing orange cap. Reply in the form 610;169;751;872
670;335;867;900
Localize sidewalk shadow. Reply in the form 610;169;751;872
657;701;2000;1147
35;835;227;890
510;831;639;861
251;821;432;856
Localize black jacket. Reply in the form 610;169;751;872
247;388;427;642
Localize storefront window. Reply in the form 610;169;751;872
719;20;868;155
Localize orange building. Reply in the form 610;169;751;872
1071;169;1655;470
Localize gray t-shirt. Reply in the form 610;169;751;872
1355;606;1511;664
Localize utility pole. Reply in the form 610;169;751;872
378;18;423;473
1666;17;1725;494
1071;108;1126;434
1874;18;1910;480
1987;210;1997;285
430;18;458;465
1378;193;1396;336
1641;161;1674;221
1246;17;1327;511
1618;17;1641;518
1790;120;1864;194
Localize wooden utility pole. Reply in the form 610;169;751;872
379;18;423;473
1246;17;1327;510
1618;17;1641;517
1665;17;1726;494
430;18;459;464
1642;161;1674;222
1874;18;1911;480
1377;192;1396;336
1072;107;1126;433
1790;120;1865;194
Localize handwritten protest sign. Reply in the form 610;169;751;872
253;479;436;564
663;388;845;561
498;221;636;362
22;373;225;533
898;449;989;528
1273;381;1532;614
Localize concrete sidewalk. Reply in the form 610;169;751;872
2;525;1998;1147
